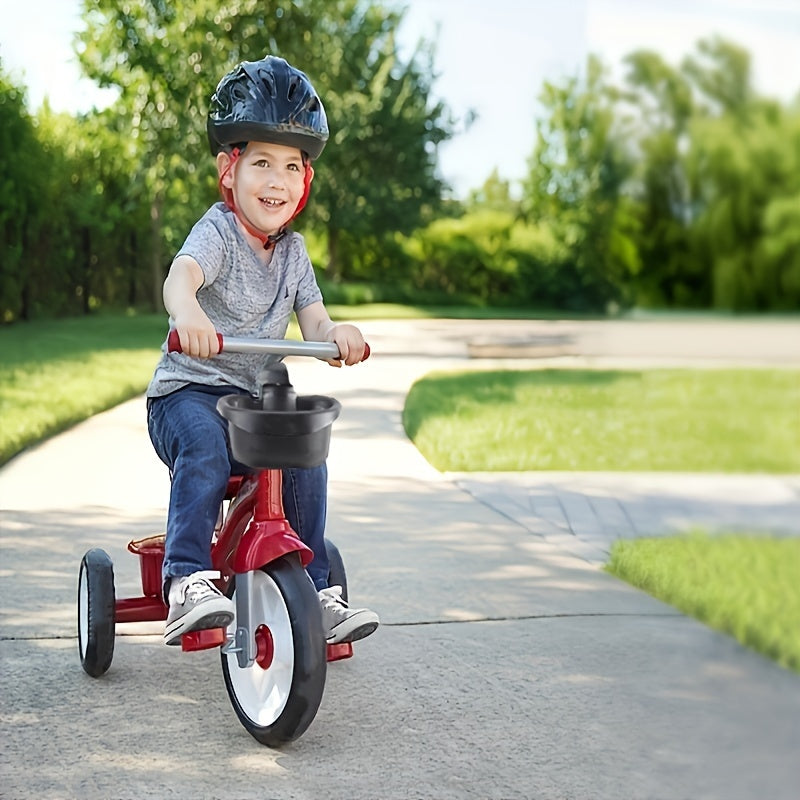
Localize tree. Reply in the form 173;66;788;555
675;37;800;310
686;101;800;309
78;0;221;309
522;55;639;311
0;64;41;321
466;169;519;215
298;22;452;279
621;50;698;305
681;36;753;118
77;0;453;299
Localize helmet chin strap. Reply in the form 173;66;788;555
218;147;314;251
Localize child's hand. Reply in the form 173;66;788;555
173;310;220;358
326;323;366;367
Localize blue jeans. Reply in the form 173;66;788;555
147;384;330;593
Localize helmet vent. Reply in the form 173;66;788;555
256;66;276;97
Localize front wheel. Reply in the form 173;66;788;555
78;549;116;677
221;555;327;747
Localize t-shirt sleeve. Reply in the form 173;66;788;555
176;215;227;287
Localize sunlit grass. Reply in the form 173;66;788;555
606;533;800;673
403;368;800;472
0;314;167;464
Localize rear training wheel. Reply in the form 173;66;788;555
221;555;327;747
78;549;116;677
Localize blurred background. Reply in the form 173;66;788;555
1;0;799;321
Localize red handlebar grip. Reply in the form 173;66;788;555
362;342;371;362
167;330;224;354
167;329;181;353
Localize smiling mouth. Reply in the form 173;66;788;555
260;198;285;208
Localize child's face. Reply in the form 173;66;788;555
219;142;306;237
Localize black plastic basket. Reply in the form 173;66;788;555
217;394;341;469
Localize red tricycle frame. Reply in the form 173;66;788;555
118;470;353;662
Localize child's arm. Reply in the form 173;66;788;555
163;256;220;358
296;301;366;367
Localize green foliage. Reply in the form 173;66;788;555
686;103;800;310
301;13;453;277
403;368;800;472
620;36;800;311
4;24;800;320
407;211;518;303
0;65;41;321
466;169;519;214
607;533;800;673
621;51;697;307
0;62;154;322
522;56;640;311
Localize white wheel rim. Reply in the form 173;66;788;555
225;571;294;727
78;562;89;658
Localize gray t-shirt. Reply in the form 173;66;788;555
147;203;323;398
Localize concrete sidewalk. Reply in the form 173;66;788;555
2;318;799;800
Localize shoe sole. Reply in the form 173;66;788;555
164;602;234;646
327;618;379;645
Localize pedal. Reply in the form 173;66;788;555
326;642;353;662
181;628;226;651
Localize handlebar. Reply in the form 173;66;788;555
167;330;370;362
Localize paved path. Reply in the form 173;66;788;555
1;317;799;800
455;471;800;564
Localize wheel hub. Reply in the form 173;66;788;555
254;624;274;670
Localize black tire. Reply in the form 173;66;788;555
325;539;348;602
78;549;116;677
221;554;327;747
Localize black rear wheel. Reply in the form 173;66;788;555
78;549;115;677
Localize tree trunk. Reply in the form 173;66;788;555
326;226;341;281
81;226;92;315
128;229;138;307
20;224;31;321
150;193;164;312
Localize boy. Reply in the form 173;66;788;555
146;55;379;647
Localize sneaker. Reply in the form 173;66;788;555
163;571;234;646
319;586;379;644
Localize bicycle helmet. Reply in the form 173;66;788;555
207;56;328;159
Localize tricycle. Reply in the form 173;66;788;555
77;333;370;746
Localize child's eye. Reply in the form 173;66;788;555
254;159;269;168
288;163;300;172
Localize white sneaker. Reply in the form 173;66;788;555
163;571;234;646
319;586;379;644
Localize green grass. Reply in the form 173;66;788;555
606;533;800;673
0;314;168;464
403;368;800;472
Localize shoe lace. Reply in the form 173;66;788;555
178;571;222;603
319;585;348;611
